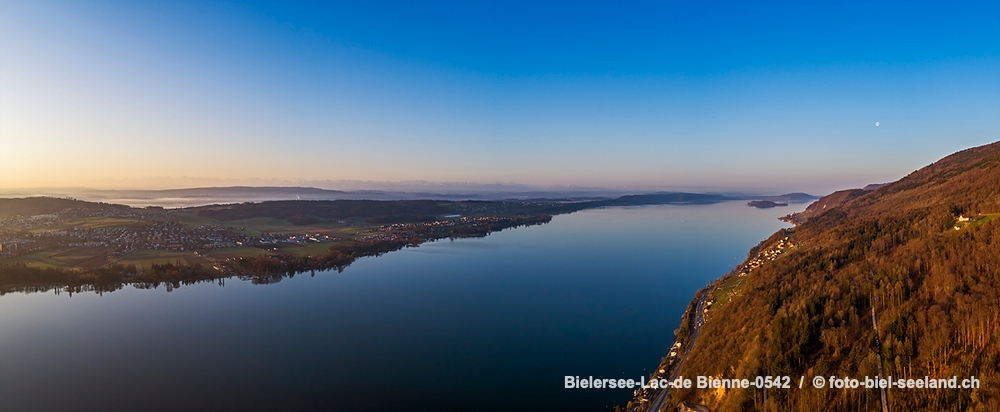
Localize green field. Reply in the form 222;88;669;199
72;217;144;229
172;211;382;240
7;246;115;269
970;213;1000;227
115;249;214;270
708;275;747;315
174;214;218;228
201;246;271;259
275;241;339;257
27;217;143;233
7;251;72;269
176;215;359;237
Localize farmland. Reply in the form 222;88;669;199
0;198;560;293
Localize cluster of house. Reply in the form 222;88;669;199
630;341;686;405
737;237;792;277
2;221;254;257
614;238;798;411
0;206;264;257
0;213;60;233
379;219;459;232
378;215;517;232
258;233;335;245
354;215;520;244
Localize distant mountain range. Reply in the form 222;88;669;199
0;187;817;209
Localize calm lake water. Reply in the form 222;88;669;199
0;202;797;411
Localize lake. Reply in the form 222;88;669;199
0;202;797;411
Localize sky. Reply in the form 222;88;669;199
1;1;998;194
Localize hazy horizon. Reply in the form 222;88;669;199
0;176;836;195
2;1;997;195
0;175;866;197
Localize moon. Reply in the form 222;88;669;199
875;121;880;127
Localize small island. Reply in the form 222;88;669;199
746;200;788;208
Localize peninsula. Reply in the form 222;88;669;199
0;192;811;295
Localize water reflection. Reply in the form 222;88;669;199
0;202;796;411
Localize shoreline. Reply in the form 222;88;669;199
0;215;552;295
623;227;794;411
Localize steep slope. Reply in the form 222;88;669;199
669;141;1000;411
779;189;866;224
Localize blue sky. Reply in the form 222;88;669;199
1;1;998;194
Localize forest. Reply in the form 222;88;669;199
665;141;1000;411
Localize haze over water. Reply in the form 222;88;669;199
0;202;797;411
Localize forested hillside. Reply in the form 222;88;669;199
0;197;123;217
670;141;1000;411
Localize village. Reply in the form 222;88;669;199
736;236;792;277
0;205;335;259
0;199;553;273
